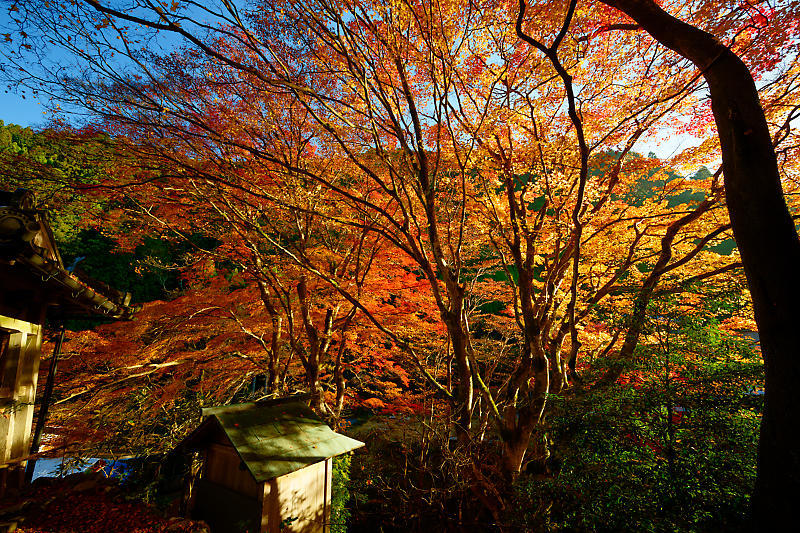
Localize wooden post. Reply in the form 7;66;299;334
323;458;332;533
24;326;64;484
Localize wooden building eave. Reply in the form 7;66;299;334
0;189;139;320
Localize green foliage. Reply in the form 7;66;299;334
0;122;200;310
58;229;204;304
622;155;709;209
0;122;113;242
2;124;229;324
60;230;165;302
331;454;352;533
514;296;762;532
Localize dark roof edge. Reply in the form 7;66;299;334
0;189;139;319
16;251;140;319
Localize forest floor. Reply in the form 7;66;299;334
0;472;208;533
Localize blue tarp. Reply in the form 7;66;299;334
31;457;133;481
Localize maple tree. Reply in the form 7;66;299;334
0;122;435;452
40;275;404;454
2;0;799;526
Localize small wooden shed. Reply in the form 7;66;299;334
181;399;364;533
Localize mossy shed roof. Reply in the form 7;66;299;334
182;399;364;482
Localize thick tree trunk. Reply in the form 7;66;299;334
549;330;569;393
308;374;327;415
332;316;354;421
616;281;654;357
501;404;541;477
599;0;800;526
501;335;549;475
255;273;282;394
501;409;532;476
333;348;346;418
295;277;330;416
446;318;474;439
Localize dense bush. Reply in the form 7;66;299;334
512;300;762;532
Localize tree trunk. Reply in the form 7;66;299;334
501;415;530;477
608;196;717;383
447;317;473;440
309;375;327;415
500;335;550;475
255;273;282;394
268;315;281;394
599;0;800;526
332;319;354;422
549;331;569;393
295;277;329;416
501;404;540;477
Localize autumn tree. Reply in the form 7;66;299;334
3;0;799;522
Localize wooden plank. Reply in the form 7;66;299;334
0;315;39;336
0;330;41;462
11;330;42;460
324;458;332;533
270;461;327;533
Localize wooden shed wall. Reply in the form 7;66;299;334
0;317;43;495
203;442;260;499
259;458;331;533
192;478;260;533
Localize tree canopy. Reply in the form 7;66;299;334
1;0;799;528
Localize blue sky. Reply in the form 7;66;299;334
1;2;49;128
0;90;49;128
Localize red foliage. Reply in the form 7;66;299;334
1;474;206;533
